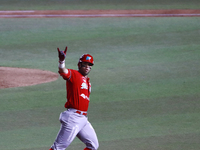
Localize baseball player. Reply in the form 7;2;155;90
49;47;99;150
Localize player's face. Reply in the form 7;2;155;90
78;62;92;76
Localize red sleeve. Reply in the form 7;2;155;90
59;69;71;80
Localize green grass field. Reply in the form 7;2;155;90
1;0;200;10
1;1;200;150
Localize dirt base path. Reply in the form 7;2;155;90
0;9;200;18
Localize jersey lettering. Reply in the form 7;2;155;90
81;82;88;90
80;93;90;101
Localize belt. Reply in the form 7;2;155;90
76;110;87;116
67;108;87;116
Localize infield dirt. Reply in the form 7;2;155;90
0;67;58;89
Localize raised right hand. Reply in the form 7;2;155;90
57;46;68;61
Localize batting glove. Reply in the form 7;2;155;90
57;46;68;62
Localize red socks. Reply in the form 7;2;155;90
84;148;92;150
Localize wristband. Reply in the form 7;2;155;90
58;60;65;68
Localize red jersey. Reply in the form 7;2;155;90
59;69;91;111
